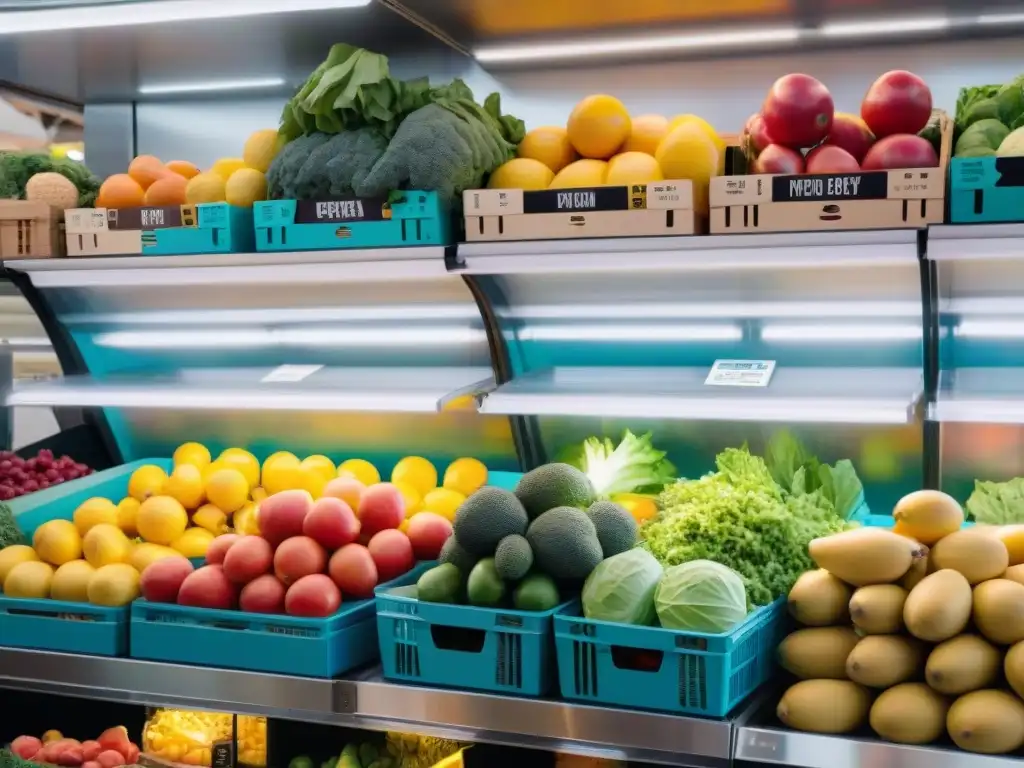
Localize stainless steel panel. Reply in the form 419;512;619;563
82;103;134;180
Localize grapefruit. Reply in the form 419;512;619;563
566;95;631;159
622;114;669;156
605;152;664;186
548;159;608;189
487;158;554;190
654;124;719;213
762;74;834;149
517;126;577;173
861;70;932;138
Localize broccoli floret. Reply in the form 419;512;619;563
324;127;390;197
291;133;355;200
266;134;331;199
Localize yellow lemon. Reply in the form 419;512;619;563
217;448;260;489
655;123;719;215
442;458;488;496
225;168;267;208
83;523;133;568
605;151;664;186
32;519;82;565
233;502;259;536
391;456;437;496
129;464;169;502
250;486;268;503
173;441;211;471
192;503;228;535
338;458;380;486
243;129;282;173
172;527;215;559
87;563;140;607
394;482;422;517
517;126;577;173
263;454;301;496
129;543;181;573
73;497;119;536
209;157;246;181
0;544;38;583
422;487;465;522
116;496;141;537
668;114;726;174
567;94;632;159
137;495;189;545
50;559;96;602
3;560;53;598
548;159;609;189
284;466;327;499
185;172;227;204
613;494;659;524
163;463;205;509
487;158;554;190
205;468;248;513
622;113;670;156
301;455;336;482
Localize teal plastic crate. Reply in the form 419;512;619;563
253;192;450;251
131;561;432;677
0;596;128;656
375;586;572;697
949;156;1024;223
553;599;786;716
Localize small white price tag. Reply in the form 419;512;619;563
705;359;776;387
260;364;323;383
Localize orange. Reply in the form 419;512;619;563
605;152;664;186
488;158;553;190
517;126;577;173
566;95;631;159
165;160;201;179
128;155;170;190
96;174;145;209
548;159;608;189
144;174;188;207
622;114;669;156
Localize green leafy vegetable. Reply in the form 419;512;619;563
765;431;864;520
582;548;662;625
655;560;748;633
559;429;677;498
0;152;101;207
955;118;1011;157
0;501;25;549
965;477;1024;524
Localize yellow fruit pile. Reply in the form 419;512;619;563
143;709;266;767
777;490;1024;755
186;129;279;208
387;456;489;530
488;95;725;214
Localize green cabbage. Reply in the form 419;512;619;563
581;548;662;625
655;560;747;633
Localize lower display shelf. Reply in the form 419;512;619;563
0;648;732;767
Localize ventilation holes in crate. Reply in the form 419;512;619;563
571;640;598;697
265;624;322;638
392;621;421;678
495;632;522;689
678;654;706;710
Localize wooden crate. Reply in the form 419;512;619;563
709;112;953;233
463;180;698;242
0;200;62;258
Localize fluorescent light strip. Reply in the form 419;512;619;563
474;25;801;63
0;0;371;34
820;15;951;37
93;327;488;349
954;320;1024;339
976;12;1024;25
506;301;923;320
139;78;286;96
70;305;481;326
517;324;743;342
761;324;923;342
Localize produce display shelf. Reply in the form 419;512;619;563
5;367;495;413
929;368;1024;424
479;366;924;425
926;223;1024;263
0;648;734;767
454;229;921;275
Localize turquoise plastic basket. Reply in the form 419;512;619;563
553;599;786;717
949;156;1024;224
131;561;432;677
0;596;129;656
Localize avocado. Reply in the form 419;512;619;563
452;487;528;555
514;463;596;519
438;535;480;573
417;563;463;604
586;500;638;557
467;558;506;607
494;534;533;581
526;505;603;580
514;573;560;611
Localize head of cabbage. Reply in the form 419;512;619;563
655;560;747;633
582;548;662;625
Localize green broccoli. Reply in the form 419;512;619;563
325;127;389;197
266;133;331;199
291;133;354;200
0;152;100;206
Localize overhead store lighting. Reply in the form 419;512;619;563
953;320;1024;338
976;12;1024;25
761;324;924;342
139;78;287;96
819;15;952;38
94;327;488;349
473;25;802;63
0;0;371;34
517;324;743;342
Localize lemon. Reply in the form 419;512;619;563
233;502;259;536
164;463;205;509
129;543;181;573
73;497;119;536
301;455;336;482
655;123;720;214
517;126;577;173
172;527;215;559
173;441;211;470
567;94;632;159
0;544;39;583
622;114;670;156
488;158;554;190
391;456;437;495
217;448;260;488
668;114;726;174
394;482;422;517
605;151;664;186
87;563;140;607
83;523;133;568
209;157;246;182
263;453;301;496
285;465;327;499
33;519;82;565
116;497;141;537
422;488;465;522
243;129;282;173
137;495;189;545
443;458;488;496
205;468;248;513
50;559;95;602
3;560;54;598
338;458;380;486
226;168;267;208
192;503;228;535
251;486;268;503
129;464;169;502
549;159;609;189
184;173;227;205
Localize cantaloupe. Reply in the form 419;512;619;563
787;569;851;626
948;690;1024;754
849;584;907;634
869;683;949;744
927;634;1001;695
846;634;924;688
903;569;972;642
777;680;871;734
973;578;1024;645
809;527;924;586
777;626;860;679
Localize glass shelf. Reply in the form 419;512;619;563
930;367;1024;424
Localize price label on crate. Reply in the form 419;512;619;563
705;360;775;387
211;739;234;768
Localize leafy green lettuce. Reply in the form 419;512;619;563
764;431;864;520
560;430;676;499
966;477;1024;524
